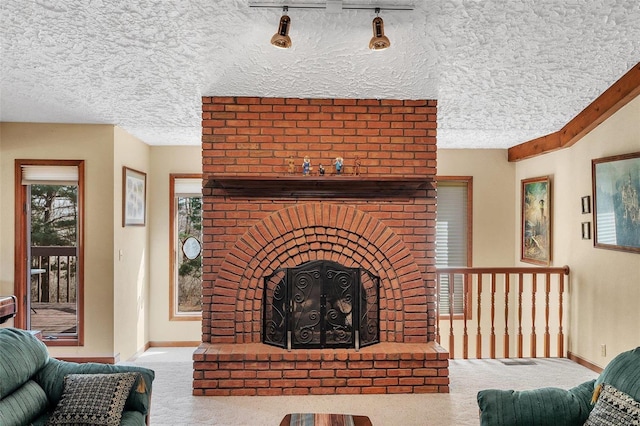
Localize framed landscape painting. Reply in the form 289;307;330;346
521;176;551;265
123;166;146;226
592;152;640;253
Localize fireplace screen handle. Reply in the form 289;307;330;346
287;330;292;352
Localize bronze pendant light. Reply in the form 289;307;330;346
369;8;390;50
271;6;292;48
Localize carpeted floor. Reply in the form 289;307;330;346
124;347;598;426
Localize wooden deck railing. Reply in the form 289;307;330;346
435;266;569;359
30;246;77;304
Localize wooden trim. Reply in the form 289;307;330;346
169;314;202;322
77;161;85;346
567;351;604;374
508;132;561;162
14;159;85;346
14;161;27;329
55;354;120;364
124;342;152;362
560;62;640;147
148;341;200;347
45;337;83;347
466;178;473;268
438;266;570;359
169;174;203;321
508;62;640;162
169;174;176;320
436;284;472;320
437;266;570;275
206;175;434;198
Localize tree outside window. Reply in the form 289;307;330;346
30;185;78;307
176;196;202;313
170;174;203;319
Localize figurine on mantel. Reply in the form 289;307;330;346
288;156;296;174
354;156;361;176
318;164;325;176
302;156;311;176
333;156;344;175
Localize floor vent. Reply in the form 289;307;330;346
500;359;537;366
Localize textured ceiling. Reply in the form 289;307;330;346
1;0;639;149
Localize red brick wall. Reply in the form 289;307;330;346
201;97;438;345
193;343;450;396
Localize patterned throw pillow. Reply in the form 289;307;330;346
46;372;138;426
584;383;640;426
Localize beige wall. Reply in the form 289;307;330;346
142;148;517;346
0;123;200;357
515;95;640;367
438;149;517;266
0;123;116;357
0;127;8;328
2;95;636;366
0;126;4;306
437;149;517;357
113;127;151;360
148;146;202;344
0;123;153;360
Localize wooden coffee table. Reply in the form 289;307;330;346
280;413;372;426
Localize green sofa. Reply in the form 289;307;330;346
0;327;154;426
477;346;640;425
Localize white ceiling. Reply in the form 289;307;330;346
1;0;639;149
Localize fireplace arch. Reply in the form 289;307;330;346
208;203;431;345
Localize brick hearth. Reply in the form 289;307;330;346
193;343;449;396
195;96;449;395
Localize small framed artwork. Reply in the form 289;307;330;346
123;167;147;227
581;222;591;240
592;152;640;253
521;175;552;265
581;196;591;214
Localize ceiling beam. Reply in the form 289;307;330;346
508;61;640;162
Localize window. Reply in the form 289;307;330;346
436;177;472;317
169;174;202;320
15;160;84;345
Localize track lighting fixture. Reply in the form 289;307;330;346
369;8;390;50
271;6;292;49
254;3;406;50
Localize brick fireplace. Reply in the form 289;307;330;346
193;97;449;396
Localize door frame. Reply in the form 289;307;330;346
14;159;85;346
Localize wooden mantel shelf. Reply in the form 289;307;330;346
205;175;434;198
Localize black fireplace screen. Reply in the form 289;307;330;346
263;260;379;349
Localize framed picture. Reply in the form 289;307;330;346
592;152;640;253
122;167;146;227
581;196;591;214
581;222;591;240
521;176;552;265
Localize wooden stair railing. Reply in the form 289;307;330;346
435;266;569;359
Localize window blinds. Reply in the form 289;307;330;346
436;182;468;315
21;165;79;185
174;178;202;196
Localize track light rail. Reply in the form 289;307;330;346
248;1;414;11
